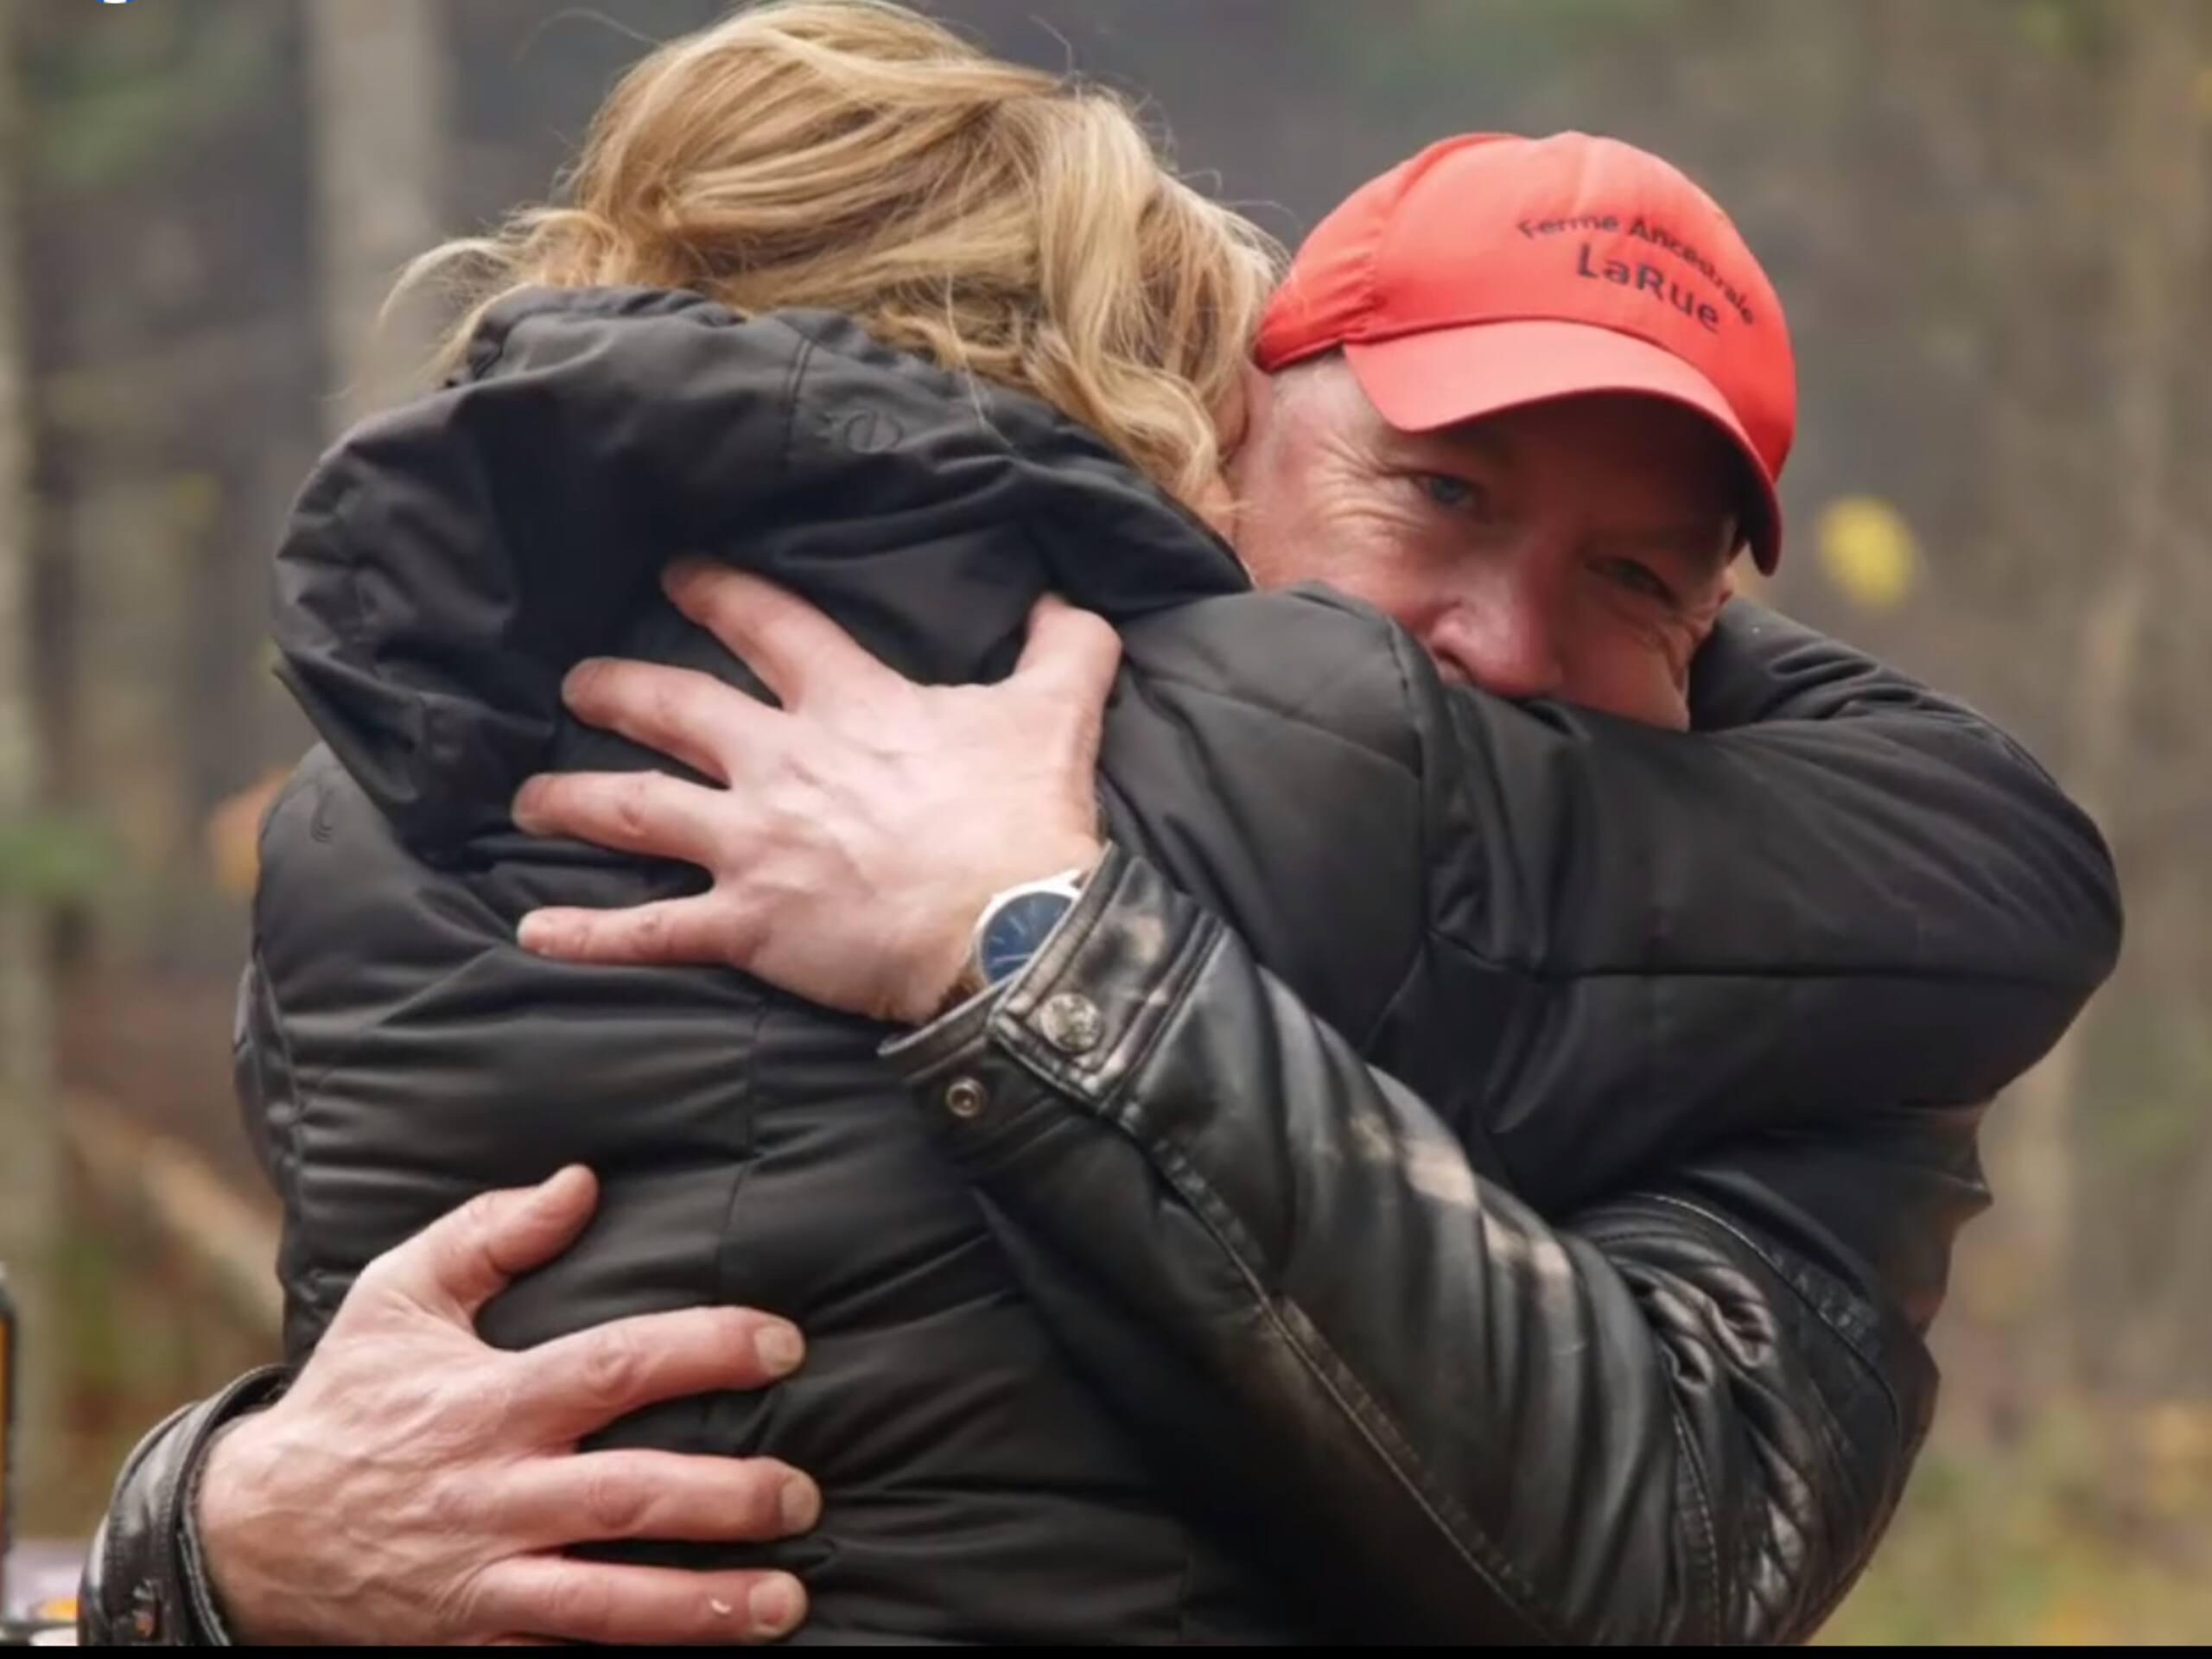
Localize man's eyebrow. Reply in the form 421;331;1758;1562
1442;418;1510;453
1386;423;1511;467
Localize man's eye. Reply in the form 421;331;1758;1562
1600;558;1678;606
1418;474;1482;512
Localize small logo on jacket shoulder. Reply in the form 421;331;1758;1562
838;410;904;455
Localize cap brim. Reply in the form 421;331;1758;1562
1345;320;1783;574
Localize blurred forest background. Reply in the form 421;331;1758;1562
1;0;2208;1643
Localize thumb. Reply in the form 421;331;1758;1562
367;1166;601;1324
1015;594;1121;709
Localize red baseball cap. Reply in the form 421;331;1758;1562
1256;132;1796;572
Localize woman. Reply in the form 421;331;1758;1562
93;2;2113;1643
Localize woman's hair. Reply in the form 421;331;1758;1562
407;0;1284;512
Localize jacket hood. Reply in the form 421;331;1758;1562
272;286;1249;854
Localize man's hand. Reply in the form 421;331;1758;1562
512;561;1118;1025
196;1168;819;1647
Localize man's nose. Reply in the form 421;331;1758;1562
1423;570;1570;702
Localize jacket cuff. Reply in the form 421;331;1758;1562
78;1366;291;1646
883;842;1222;1139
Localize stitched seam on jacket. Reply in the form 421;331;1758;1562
779;333;817;478
710;999;771;1316
1137;1125;1565;1644
1353;624;1437;1062
1671;1413;1725;1640
1349;944;1429;1065
1099;974;1567;1643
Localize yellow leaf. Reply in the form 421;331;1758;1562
1816;495;1921;613
2035;1592;2113;1648
168;472;225;535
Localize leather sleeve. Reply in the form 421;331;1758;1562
876;603;2117;1640
887;848;1991;1643
76;1369;289;1646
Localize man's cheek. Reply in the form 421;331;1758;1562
1243;507;1413;604
1630;601;1709;683
1572;632;1690;730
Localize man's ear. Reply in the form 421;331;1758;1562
1227;361;1275;460
1204;365;1277;551
1191;473;1239;545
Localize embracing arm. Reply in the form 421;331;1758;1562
77;1173;817;1649
867;602;2115;1639
1235;589;2120;1205
507;572;2120;1641
886;844;1986;1643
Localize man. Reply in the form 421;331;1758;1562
83;134;2118;1645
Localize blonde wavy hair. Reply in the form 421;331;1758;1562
406;0;1284;512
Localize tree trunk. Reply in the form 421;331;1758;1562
306;0;451;436
0;0;62;1536
1999;0;2195;1402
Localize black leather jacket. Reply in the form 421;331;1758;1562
81;290;2120;1643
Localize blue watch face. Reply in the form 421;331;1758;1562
978;890;1076;984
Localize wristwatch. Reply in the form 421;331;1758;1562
942;863;1091;1010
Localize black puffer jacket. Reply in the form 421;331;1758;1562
83;289;2119;1644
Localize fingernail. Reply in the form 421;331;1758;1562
750;1575;804;1637
562;659;606;702
755;1322;804;1378
779;1476;822;1535
543;1165;590;1199
512;779;547;831
516;912;550;955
